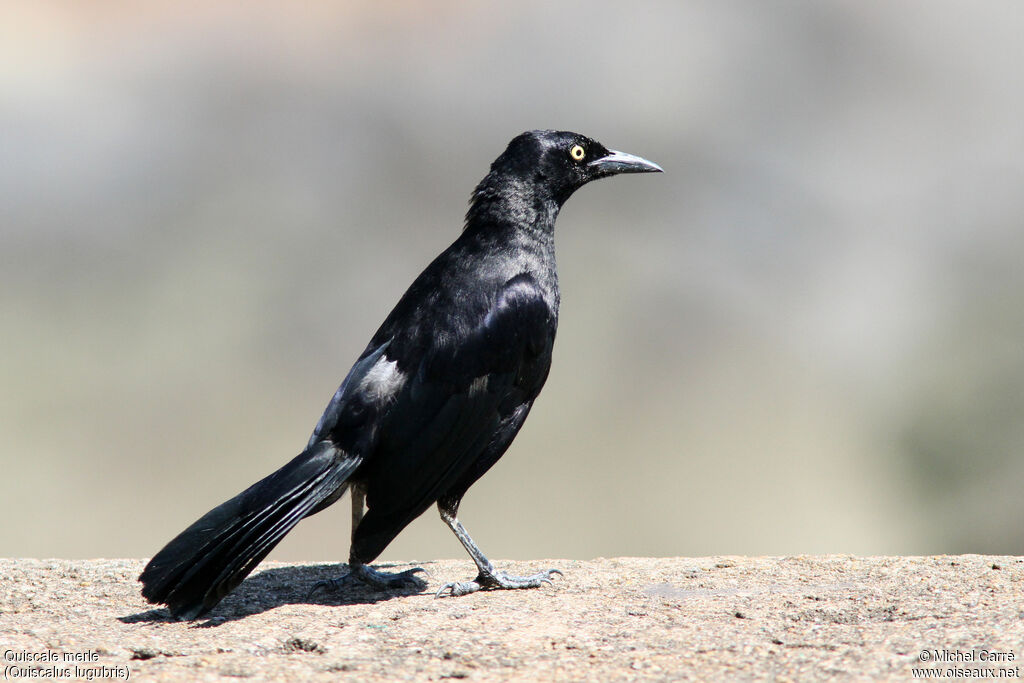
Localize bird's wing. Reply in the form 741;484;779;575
363;272;555;519
306;341;392;449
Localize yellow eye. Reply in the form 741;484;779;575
569;144;585;161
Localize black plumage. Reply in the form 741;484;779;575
139;130;661;619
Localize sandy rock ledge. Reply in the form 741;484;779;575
1;556;1022;681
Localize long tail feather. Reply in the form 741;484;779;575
139;441;359;619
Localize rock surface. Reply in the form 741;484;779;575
2;556;1022;681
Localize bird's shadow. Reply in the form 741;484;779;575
119;561;437;627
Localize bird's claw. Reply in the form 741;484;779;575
307;574;353;599
435;581;480;598
434;567;562;598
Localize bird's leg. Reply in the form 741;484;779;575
350;480;367;545
308;483;426;597
434;496;561;597
347;483;427;588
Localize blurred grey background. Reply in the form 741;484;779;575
2;1;1023;564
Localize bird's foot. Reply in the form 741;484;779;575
352;563;428;590
435;567;562;598
308;563;427;599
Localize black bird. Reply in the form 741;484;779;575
139;130;661;620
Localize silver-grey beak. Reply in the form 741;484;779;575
588;149;664;175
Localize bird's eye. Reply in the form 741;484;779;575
569;144;586;161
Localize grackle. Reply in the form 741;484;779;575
139;130;661;619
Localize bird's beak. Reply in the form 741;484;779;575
588;149;664;176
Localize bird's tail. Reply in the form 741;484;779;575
139;441;360;620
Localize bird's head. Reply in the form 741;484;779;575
492;130;663;205
466;130;662;230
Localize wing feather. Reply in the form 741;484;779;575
365;273;555;518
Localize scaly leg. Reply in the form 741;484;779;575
309;483;426;597
434;496;561;598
